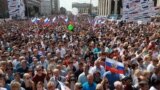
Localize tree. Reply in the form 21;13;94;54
60;7;66;15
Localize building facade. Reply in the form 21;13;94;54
72;3;92;14
98;0;122;16
40;0;51;15
51;0;60;14
25;0;41;17
40;0;60;15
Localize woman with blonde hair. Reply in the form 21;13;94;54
142;70;150;81
74;82;82;90
47;81;55;90
11;81;25;90
100;77;110;90
132;69;142;89
21;73;35;90
96;84;103;90
36;81;46;90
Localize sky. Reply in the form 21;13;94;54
60;0;98;11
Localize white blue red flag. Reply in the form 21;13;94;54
105;58;124;74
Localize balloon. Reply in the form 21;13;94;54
68;24;74;31
72;8;78;15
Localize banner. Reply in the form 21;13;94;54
8;0;25;19
123;0;157;23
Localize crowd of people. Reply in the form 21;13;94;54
0;16;160;90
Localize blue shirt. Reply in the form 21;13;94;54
5;84;11;90
93;48;101;54
78;72;88;85
83;82;96;90
103;71;120;90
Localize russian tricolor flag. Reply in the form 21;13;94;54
105;58;124;74
44;18;50;23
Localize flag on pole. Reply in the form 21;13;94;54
43;18;51;26
52;17;56;23
31;17;37;24
65;16;69;23
105;58;124;74
44;18;50;23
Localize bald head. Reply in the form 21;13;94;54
87;74;94;84
53;69;60;77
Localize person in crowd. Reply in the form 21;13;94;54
103;70;121;90
121;76;134;90
0;61;7;74
32;49;41;61
139;81;149;90
32;65;46;85
17;60;29;77
10;81;25;90
66;60;77;73
50;68;66;90
12;72;24;85
100;77;110;90
78;64;89;85
150;78;160;90
96;84;103;90
47;81;56;90
0;74;10;90
89;59;105;78
30;58;39;71
47;58;57;71
38;56;48;70
36;81;46;90
74;82;83;90
82;74;97;90
56;64;67;77
147;59;158;73
114;81;123;90
6;63;14;83
93;71;102;84
74;62;83;80
21;73;35;90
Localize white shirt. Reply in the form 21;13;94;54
150;86;157;90
147;63;155;73
12;59;20;69
89;65;105;78
60;47;66;58
78;72;88;85
38;60;48;69
0;87;7;90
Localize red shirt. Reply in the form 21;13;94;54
32;73;46;84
